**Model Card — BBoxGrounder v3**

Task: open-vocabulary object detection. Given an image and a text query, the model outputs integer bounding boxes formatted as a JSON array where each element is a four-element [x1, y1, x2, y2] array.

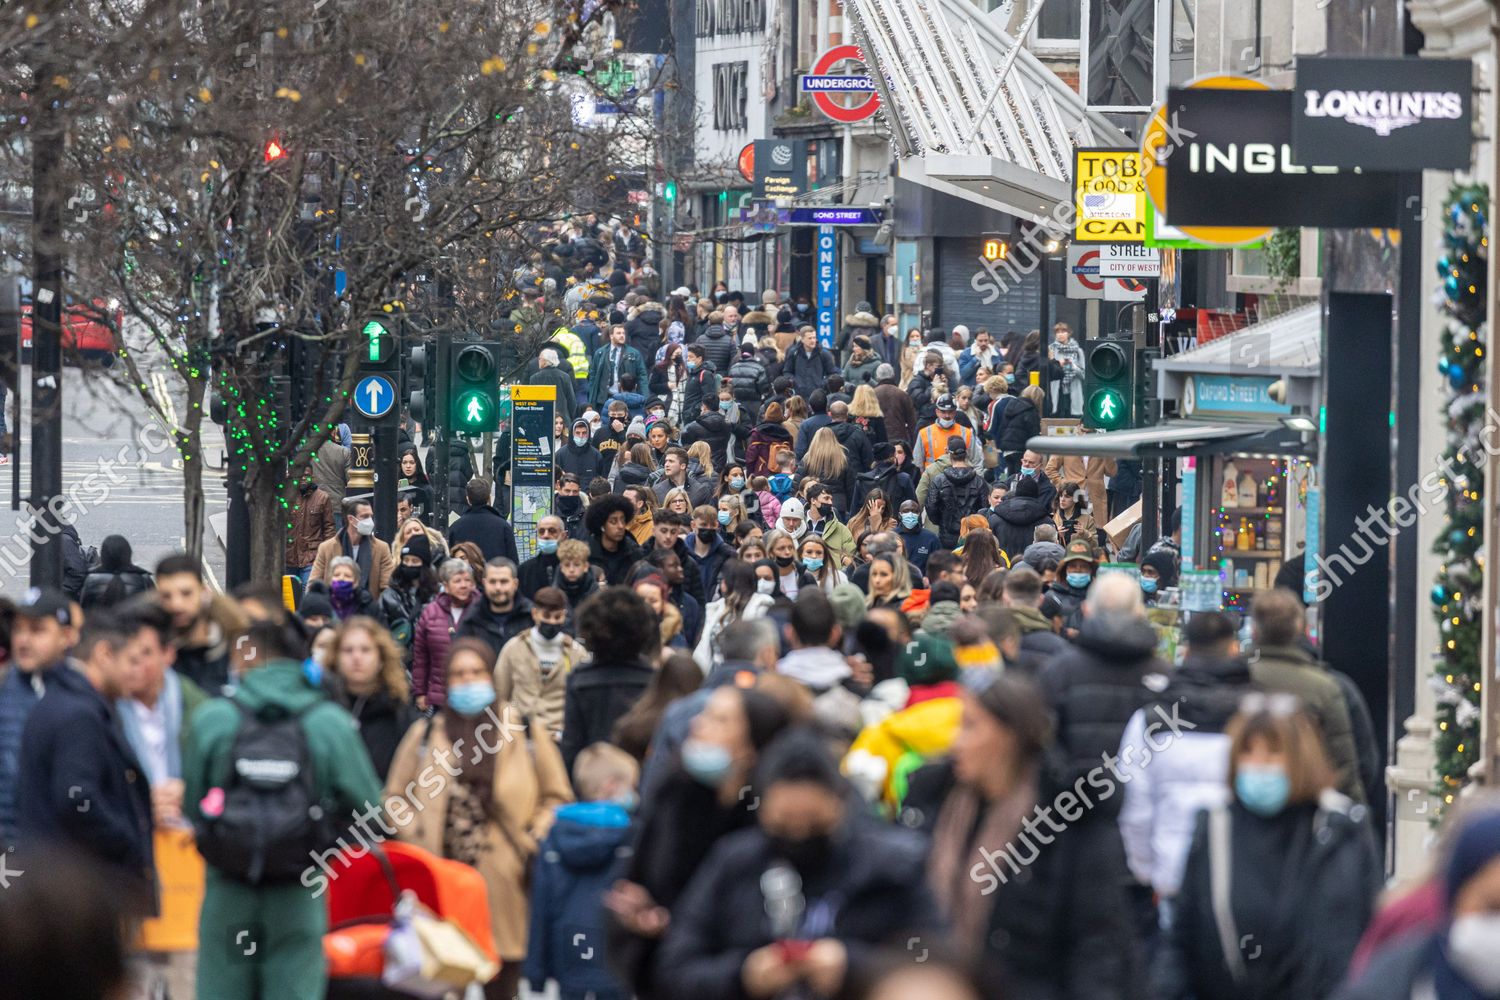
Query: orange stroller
[[323, 841, 498, 999]]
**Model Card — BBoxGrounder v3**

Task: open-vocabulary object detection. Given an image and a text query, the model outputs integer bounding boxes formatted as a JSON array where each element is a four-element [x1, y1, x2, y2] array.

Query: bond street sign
[[1292, 57, 1473, 171]]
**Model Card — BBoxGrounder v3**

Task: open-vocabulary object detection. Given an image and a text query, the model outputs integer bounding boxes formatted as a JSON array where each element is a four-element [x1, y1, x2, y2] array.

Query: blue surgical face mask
[[1019, 466, 1037, 477], [1004, 373, 1016, 384], [447, 681, 496, 718], [1235, 766, 1291, 817], [803, 557, 824, 572], [573, 433, 590, 447], [302, 657, 323, 688], [681, 738, 733, 787], [615, 790, 640, 813], [900, 512, 920, 530], [729, 476, 746, 491], [1066, 572, 1092, 590], [717, 509, 732, 525], [685, 360, 699, 372], [719, 400, 733, 412], [538, 538, 559, 555]]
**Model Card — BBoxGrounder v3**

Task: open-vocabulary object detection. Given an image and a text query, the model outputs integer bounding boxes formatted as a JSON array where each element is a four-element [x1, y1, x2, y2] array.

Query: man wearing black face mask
[[689, 504, 733, 599], [555, 475, 587, 540], [657, 728, 941, 999], [492, 588, 580, 738]]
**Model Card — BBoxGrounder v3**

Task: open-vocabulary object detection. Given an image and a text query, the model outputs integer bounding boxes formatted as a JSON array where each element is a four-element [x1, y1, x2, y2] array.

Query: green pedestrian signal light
[[448, 343, 502, 434], [663, 180, 677, 203], [1087, 388, 1126, 428], [1081, 339, 1137, 431], [454, 389, 494, 430]]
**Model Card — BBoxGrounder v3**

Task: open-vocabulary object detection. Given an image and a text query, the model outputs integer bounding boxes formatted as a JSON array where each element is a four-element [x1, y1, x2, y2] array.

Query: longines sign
[[1164, 87, 1400, 229], [1293, 57, 1472, 170]]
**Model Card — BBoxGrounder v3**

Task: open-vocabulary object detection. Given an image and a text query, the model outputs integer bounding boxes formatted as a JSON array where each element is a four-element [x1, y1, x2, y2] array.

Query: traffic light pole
[[28, 65, 64, 588], [1139, 276, 1162, 551], [373, 423, 398, 541]]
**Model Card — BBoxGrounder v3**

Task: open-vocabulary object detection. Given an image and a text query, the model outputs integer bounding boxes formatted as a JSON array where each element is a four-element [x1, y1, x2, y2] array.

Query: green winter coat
[[1248, 644, 1365, 804], [185, 661, 386, 1000], [184, 660, 383, 831]]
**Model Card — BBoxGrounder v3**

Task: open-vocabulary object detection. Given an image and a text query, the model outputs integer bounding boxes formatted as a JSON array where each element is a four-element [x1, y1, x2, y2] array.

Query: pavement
[[0, 362, 229, 596]]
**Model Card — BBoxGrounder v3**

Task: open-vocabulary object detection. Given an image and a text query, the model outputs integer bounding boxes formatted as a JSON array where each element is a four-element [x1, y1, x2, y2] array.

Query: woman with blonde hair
[[849, 383, 889, 451], [660, 486, 693, 518], [685, 439, 716, 482], [797, 426, 857, 516], [798, 533, 848, 593], [716, 493, 747, 541], [865, 552, 913, 610], [328, 616, 420, 779], [391, 515, 446, 565]]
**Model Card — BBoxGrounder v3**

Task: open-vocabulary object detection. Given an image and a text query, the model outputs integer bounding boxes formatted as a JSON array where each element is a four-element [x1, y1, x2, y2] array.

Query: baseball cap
[[671, 286, 692, 298], [1061, 539, 1097, 567], [935, 394, 956, 410], [15, 586, 74, 625]]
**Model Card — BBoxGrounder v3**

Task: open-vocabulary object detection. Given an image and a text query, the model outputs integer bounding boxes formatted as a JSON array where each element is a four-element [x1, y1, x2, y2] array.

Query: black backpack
[[195, 699, 338, 885]]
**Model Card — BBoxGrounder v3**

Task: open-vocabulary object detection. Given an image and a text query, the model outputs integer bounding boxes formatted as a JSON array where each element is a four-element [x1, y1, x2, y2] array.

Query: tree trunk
[[246, 467, 287, 584]]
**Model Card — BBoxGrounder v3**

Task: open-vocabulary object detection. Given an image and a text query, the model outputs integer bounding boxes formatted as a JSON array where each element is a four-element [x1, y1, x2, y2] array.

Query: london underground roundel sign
[[802, 45, 880, 124]]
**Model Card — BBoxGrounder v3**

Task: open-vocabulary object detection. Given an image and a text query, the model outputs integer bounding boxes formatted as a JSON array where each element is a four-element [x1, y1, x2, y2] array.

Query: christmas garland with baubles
[[1430, 183, 1487, 808]]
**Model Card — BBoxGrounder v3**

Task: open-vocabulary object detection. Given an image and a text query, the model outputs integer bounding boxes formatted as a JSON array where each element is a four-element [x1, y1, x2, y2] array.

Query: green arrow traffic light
[[361, 318, 396, 366], [1087, 388, 1127, 429]]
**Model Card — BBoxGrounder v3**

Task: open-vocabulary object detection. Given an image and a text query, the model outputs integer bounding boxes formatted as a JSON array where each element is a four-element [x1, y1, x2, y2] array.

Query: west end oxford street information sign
[[509, 385, 556, 562]]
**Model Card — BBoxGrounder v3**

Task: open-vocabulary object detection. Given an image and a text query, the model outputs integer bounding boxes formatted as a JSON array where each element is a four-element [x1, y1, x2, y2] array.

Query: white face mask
[[355, 517, 375, 537], [756, 579, 776, 595], [1449, 914, 1500, 993]]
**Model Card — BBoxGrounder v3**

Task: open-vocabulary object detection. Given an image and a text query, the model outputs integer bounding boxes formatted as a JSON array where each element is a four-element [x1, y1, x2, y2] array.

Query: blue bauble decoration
[[1433, 584, 1449, 605], [1452, 204, 1466, 225], [1446, 274, 1462, 297], [1450, 363, 1468, 389], [1451, 528, 1469, 548], [1439, 355, 1451, 375], [1437, 256, 1452, 278]]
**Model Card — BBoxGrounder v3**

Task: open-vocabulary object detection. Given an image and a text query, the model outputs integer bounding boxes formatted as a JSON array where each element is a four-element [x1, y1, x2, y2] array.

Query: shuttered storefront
[[935, 236, 1042, 335]]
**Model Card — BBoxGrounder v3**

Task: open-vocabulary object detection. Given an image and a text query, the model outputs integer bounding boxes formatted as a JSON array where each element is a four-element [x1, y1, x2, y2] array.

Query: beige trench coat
[[383, 705, 574, 960]]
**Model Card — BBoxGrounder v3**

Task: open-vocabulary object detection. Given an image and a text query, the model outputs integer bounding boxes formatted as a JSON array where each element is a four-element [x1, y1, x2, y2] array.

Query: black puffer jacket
[[680, 411, 746, 473], [998, 395, 1041, 452], [993, 491, 1053, 562], [627, 304, 665, 361], [454, 597, 535, 658], [855, 462, 916, 511], [726, 356, 769, 404], [1039, 613, 1166, 818], [924, 464, 986, 548], [694, 324, 737, 373], [1147, 653, 1255, 733]]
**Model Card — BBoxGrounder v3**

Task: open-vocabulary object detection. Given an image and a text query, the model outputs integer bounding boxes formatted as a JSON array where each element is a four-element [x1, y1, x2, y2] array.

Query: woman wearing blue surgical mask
[[605, 685, 795, 999], [384, 638, 573, 999], [798, 534, 846, 594], [1152, 697, 1378, 1000]]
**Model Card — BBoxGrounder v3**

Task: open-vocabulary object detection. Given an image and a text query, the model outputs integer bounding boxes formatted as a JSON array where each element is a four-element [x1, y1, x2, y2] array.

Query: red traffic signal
[[264, 139, 286, 163]]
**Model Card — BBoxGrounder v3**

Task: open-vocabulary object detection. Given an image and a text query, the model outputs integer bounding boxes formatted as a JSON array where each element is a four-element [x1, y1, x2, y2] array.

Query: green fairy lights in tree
[[1430, 183, 1487, 807]]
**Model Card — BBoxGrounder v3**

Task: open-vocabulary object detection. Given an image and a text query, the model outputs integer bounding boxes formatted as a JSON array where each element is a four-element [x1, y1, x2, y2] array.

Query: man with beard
[[455, 558, 535, 657], [154, 554, 248, 695], [519, 515, 566, 596]]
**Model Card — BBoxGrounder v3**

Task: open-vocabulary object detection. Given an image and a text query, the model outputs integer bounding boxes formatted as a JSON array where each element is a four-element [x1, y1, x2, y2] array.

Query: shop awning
[[1026, 421, 1308, 460], [843, 0, 1129, 222], [1154, 303, 1322, 412]]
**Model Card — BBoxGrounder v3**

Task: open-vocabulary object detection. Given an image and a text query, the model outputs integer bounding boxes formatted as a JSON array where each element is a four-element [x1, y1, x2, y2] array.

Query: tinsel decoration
[[1431, 182, 1488, 809]]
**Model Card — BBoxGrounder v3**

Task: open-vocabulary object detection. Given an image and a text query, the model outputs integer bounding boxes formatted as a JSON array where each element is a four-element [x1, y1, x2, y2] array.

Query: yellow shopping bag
[[139, 828, 205, 952]]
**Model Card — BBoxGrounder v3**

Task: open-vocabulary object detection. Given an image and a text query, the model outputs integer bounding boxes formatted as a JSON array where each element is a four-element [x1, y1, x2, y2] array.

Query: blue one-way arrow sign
[[354, 374, 396, 420]]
